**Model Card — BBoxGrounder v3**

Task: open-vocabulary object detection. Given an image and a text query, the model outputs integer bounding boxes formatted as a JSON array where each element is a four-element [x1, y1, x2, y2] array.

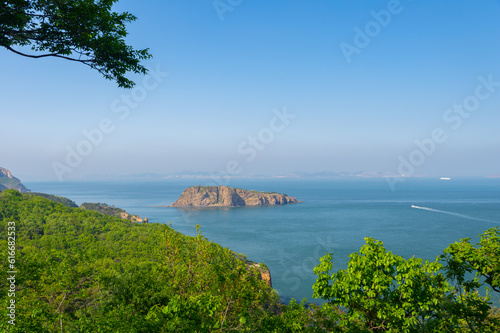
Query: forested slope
[[1, 189, 499, 332], [0, 190, 290, 332]]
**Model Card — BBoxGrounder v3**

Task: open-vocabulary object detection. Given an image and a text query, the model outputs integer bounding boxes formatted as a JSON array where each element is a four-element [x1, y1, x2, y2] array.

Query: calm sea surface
[[25, 178, 500, 303]]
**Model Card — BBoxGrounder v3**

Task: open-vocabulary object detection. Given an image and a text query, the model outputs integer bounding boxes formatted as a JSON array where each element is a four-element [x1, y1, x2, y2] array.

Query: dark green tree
[[0, 0, 151, 88]]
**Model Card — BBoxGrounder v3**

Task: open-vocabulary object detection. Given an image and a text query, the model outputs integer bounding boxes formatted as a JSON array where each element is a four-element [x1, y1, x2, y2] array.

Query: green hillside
[[0, 190, 498, 332], [0, 190, 288, 332], [28, 192, 78, 208]]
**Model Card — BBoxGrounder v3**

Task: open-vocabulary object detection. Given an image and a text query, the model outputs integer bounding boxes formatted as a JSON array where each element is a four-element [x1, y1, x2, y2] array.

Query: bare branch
[[3, 44, 93, 63]]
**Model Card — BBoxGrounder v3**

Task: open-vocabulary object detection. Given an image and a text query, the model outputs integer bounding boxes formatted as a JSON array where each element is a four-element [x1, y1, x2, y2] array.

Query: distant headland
[[80, 202, 144, 222], [170, 186, 300, 208], [0, 167, 30, 193]]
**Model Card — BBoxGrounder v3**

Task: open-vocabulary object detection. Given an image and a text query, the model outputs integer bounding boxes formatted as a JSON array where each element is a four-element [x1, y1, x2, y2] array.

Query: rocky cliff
[[252, 263, 272, 287], [0, 167, 30, 193], [170, 186, 300, 207], [234, 253, 273, 288]]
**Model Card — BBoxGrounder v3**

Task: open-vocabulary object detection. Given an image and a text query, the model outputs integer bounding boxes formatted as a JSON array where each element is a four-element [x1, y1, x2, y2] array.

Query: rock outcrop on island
[[170, 186, 299, 207], [0, 167, 30, 193]]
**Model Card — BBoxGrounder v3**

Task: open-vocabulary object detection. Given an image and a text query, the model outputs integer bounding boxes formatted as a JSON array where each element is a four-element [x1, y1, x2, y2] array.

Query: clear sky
[[1, 0, 500, 181]]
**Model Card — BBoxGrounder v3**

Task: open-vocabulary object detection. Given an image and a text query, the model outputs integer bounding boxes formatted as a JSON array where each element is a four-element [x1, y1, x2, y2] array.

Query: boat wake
[[411, 205, 498, 224]]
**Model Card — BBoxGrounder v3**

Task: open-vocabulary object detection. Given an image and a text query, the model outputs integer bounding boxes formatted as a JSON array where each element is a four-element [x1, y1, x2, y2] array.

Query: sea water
[[25, 178, 500, 303]]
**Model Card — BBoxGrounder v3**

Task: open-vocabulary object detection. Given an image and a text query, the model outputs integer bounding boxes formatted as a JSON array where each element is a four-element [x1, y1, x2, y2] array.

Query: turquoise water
[[25, 178, 500, 303]]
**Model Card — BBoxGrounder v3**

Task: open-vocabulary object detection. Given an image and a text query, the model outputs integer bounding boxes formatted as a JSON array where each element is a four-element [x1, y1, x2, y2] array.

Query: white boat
[[440, 177, 451, 180]]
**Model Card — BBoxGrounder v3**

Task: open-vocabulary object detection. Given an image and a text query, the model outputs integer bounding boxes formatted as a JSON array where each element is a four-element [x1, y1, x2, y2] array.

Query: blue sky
[[1, 0, 500, 180]]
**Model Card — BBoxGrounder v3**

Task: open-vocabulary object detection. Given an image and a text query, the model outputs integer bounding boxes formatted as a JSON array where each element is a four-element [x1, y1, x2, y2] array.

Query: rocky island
[[170, 186, 300, 208]]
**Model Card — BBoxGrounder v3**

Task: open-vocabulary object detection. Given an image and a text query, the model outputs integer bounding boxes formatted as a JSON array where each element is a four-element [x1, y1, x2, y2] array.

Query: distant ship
[[440, 177, 451, 180]]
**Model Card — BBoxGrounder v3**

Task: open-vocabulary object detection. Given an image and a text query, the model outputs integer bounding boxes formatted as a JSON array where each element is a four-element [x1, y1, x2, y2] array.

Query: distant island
[[486, 174, 500, 178], [170, 186, 300, 208], [0, 167, 30, 192]]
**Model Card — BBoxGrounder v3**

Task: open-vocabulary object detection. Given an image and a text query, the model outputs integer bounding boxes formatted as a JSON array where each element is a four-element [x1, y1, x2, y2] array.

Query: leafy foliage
[[313, 236, 500, 332], [145, 224, 282, 331], [0, 0, 151, 88], [442, 227, 500, 293]]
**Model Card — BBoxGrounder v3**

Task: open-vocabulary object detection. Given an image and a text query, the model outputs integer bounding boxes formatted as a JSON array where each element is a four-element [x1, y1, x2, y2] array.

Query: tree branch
[[3, 44, 92, 63]]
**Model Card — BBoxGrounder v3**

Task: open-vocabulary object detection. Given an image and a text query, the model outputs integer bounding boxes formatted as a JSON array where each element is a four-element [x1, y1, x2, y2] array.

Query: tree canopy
[[0, 0, 151, 88], [313, 232, 500, 332]]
